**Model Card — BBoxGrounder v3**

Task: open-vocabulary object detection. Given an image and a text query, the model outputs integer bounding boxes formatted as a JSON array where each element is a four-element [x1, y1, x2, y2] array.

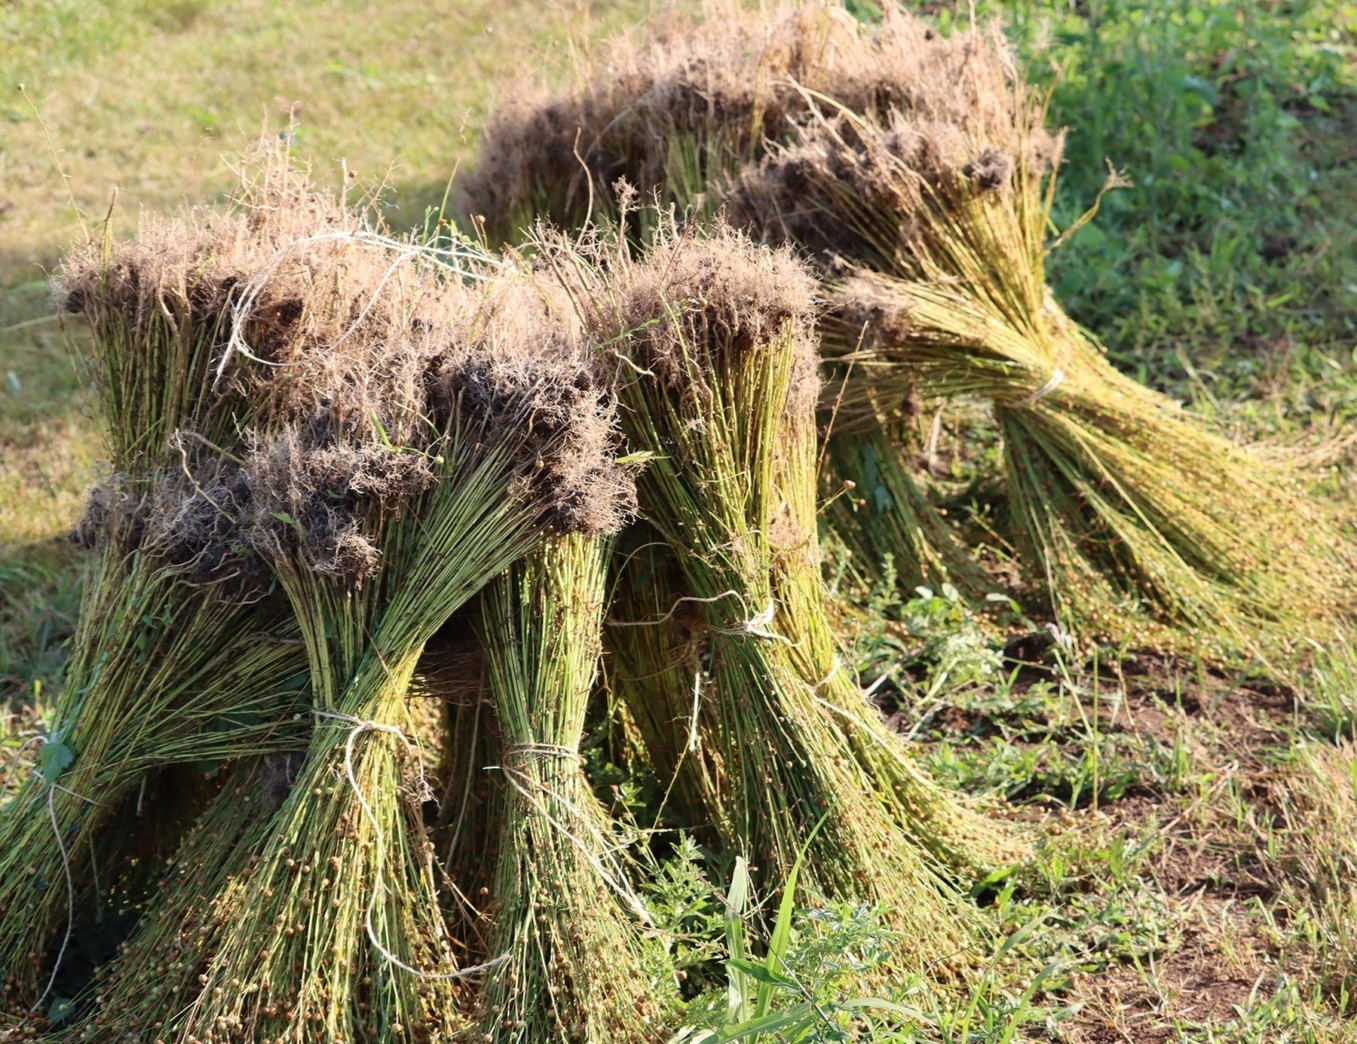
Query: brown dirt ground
[[1018, 653, 1308, 1041]]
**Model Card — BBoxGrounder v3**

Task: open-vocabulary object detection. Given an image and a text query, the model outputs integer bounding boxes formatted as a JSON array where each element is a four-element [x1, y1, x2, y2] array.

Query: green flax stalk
[[77, 252, 634, 1040], [820, 425, 992, 599], [556, 225, 986, 976], [604, 535, 731, 850], [0, 150, 345, 1010], [777, 107, 1356, 652], [766, 353, 1029, 878], [474, 533, 675, 1042]]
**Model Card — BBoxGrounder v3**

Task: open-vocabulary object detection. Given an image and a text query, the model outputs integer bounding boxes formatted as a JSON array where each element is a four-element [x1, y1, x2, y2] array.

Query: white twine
[[487, 760, 657, 928], [608, 591, 792, 644], [312, 710, 508, 982], [37, 784, 74, 1014], [8, 734, 106, 1019], [1019, 367, 1065, 407], [812, 657, 846, 693], [501, 742, 582, 763], [708, 598, 794, 646], [811, 692, 903, 759], [605, 590, 743, 628], [687, 669, 704, 754]]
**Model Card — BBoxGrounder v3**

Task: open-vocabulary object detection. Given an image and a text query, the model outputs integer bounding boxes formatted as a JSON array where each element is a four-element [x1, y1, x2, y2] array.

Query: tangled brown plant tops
[[153, 270, 631, 588], [464, 1, 1060, 242], [61, 150, 634, 588], [547, 219, 823, 427], [726, 108, 1060, 272], [51, 148, 413, 460]]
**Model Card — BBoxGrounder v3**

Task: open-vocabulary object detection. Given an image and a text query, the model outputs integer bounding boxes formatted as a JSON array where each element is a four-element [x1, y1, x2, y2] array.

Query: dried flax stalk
[[0, 147, 355, 1010], [54, 203, 634, 1039], [747, 100, 1355, 652]]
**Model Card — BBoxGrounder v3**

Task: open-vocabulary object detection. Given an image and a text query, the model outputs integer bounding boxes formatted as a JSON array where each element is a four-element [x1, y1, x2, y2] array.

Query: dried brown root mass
[[464, 1, 1060, 241]]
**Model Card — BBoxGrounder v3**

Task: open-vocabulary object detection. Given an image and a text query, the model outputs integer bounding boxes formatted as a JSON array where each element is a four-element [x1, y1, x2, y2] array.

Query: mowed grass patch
[[0, 0, 656, 261]]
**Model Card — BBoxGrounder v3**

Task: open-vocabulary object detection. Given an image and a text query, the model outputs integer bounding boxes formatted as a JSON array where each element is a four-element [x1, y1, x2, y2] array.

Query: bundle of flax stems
[[471, 0, 1353, 652], [729, 96, 1354, 652], [473, 532, 675, 1042], [423, 621, 505, 965], [464, 1, 1052, 597], [64, 252, 635, 1041], [463, 1, 1035, 243], [604, 534, 732, 850], [549, 222, 1016, 976], [0, 151, 384, 1012]]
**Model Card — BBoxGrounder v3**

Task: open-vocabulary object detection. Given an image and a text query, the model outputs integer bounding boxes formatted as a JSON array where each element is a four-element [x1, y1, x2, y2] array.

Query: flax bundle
[[730, 97, 1353, 651], [548, 223, 1010, 977], [0, 150, 361, 1010], [48, 217, 634, 1040], [473, 532, 675, 1042]]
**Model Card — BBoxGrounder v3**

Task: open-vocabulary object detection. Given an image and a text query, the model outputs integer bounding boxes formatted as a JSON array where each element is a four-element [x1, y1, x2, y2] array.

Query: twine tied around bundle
[[4, 732, 108, 1019], [707, 597, 794, 645], [1017, 366, 1065, 407], [312, 709, 509, 981], [487, 749, 656, 927], [502, 742, 582, 762]]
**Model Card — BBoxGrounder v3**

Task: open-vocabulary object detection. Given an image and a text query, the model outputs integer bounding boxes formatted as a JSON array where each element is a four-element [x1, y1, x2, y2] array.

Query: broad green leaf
[[39, 740, 74, 783], [725, 957, 797, 991], [713, 1002, 818, 1042], [756, 812, 829, 1018]]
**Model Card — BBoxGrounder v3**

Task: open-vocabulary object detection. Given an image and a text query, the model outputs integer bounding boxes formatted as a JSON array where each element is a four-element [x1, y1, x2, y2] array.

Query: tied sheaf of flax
[[65, 196, 641, 1041], [0, 151, 431, 1015], [464, 1, 1049, 241], [460, 0, 1058, 600], [733, 90, 1354, 653], [469, 533, 678, 1042], [470, 0, 1354, 657], [540, 218, 1024, 985]]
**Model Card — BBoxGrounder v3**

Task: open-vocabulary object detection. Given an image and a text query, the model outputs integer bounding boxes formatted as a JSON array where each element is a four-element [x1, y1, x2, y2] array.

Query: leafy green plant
[[983, 0, 1357, 387], [674, 836, 923, 1044]]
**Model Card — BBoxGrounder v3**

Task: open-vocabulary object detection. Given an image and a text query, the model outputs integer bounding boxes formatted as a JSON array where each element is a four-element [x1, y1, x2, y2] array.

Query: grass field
[[2, 1, 1356, 1040]]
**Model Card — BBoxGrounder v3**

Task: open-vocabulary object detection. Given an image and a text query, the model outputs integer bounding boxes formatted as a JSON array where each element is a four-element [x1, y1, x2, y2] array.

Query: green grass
[[3, 0, 1357, 1040], [997, 0, 1356, 391]]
